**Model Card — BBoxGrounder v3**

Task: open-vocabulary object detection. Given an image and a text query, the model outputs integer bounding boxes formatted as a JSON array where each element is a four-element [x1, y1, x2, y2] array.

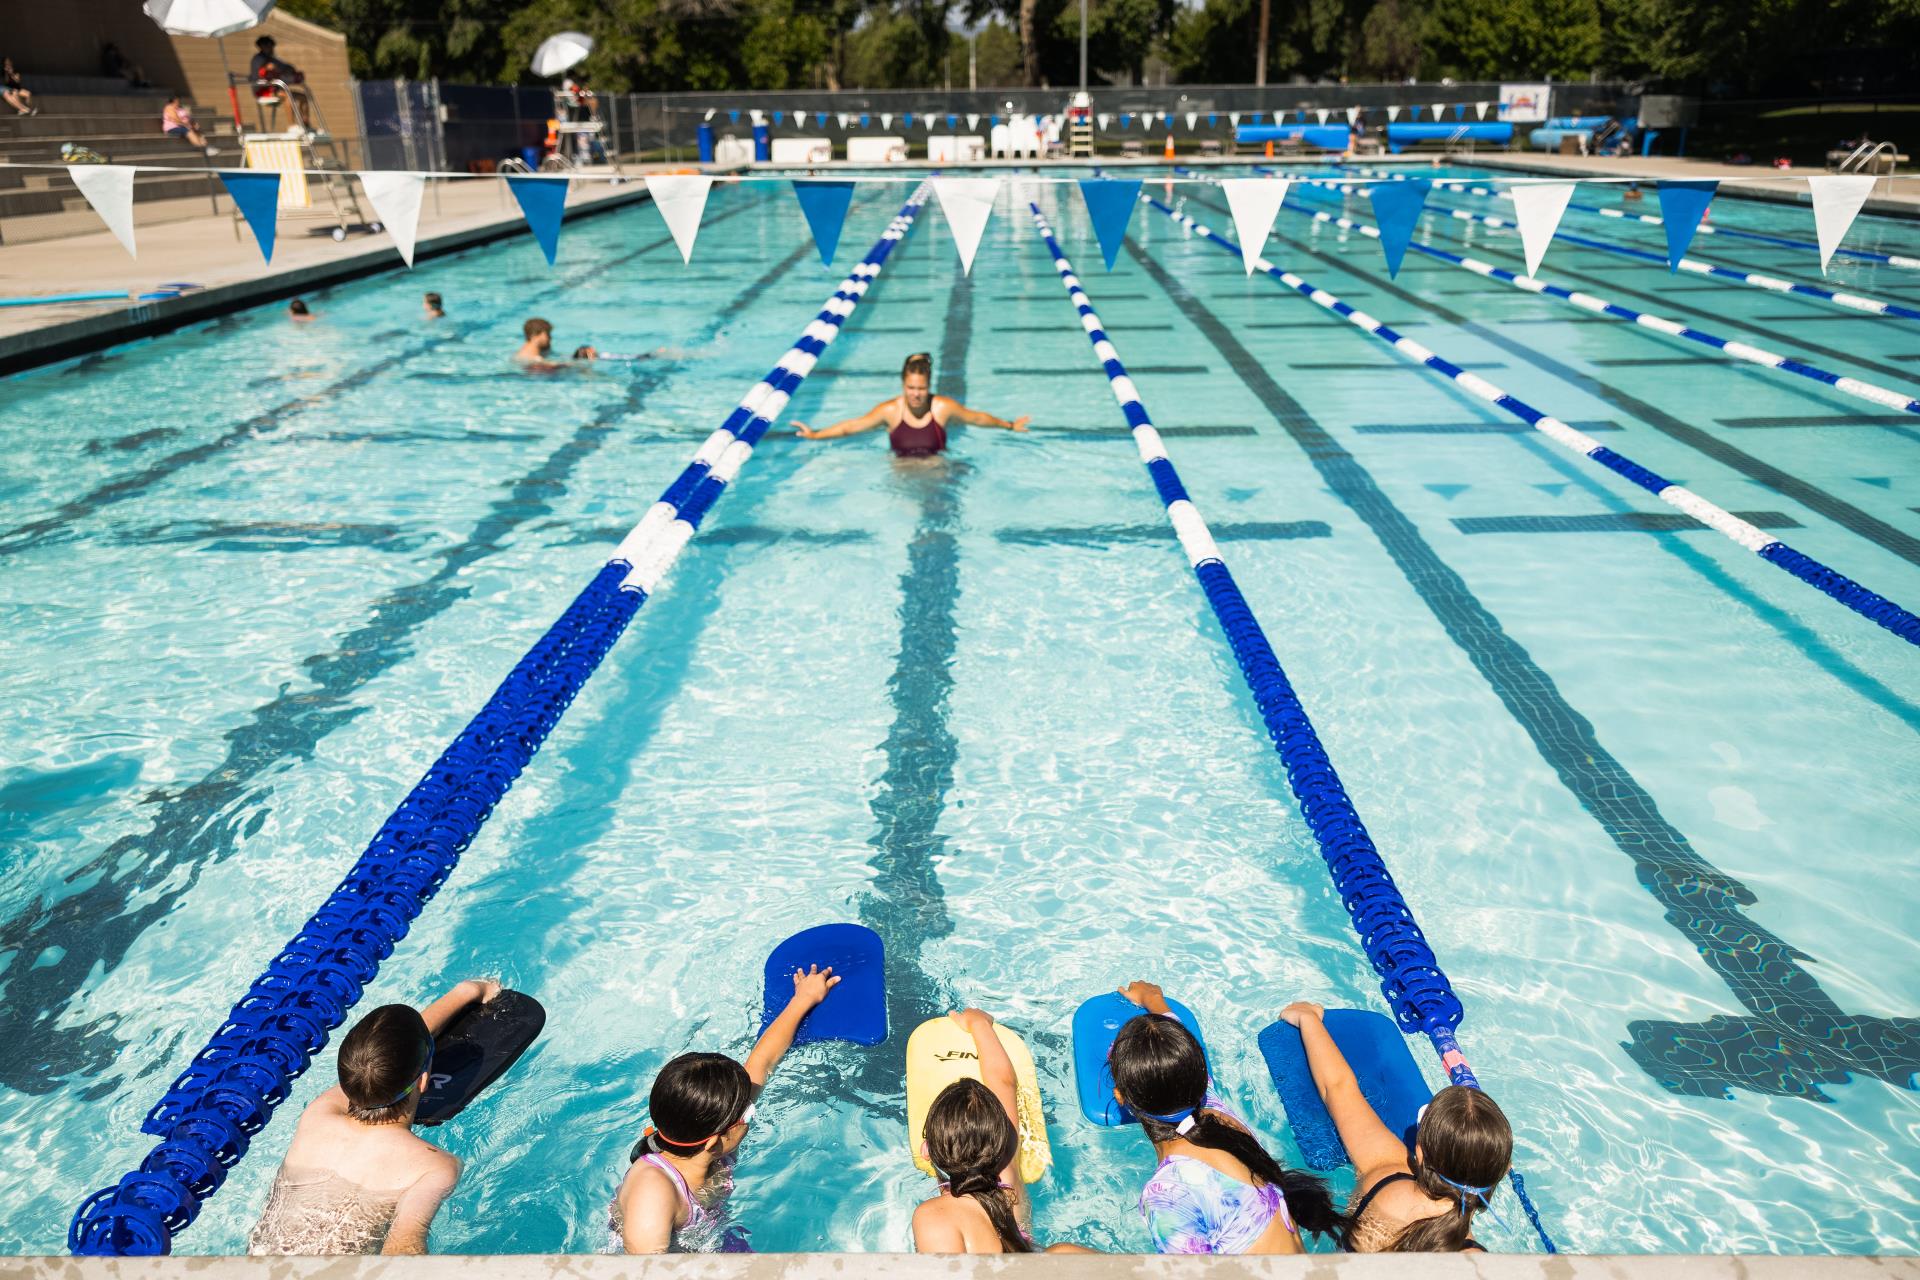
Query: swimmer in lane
[[248, 980, 502, 1256], [289, 298, 315, 323], [515, 317, 556, 364], [790, 352, 1028, 456], [424, 292, 445, 321]]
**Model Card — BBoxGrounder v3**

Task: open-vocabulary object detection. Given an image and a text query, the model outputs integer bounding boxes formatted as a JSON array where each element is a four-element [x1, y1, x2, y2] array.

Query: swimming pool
[[3, 162, 1917, 1256]]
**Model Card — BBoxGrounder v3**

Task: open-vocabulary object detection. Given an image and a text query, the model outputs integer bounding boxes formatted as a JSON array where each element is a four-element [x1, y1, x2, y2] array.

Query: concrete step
[[0, 118, 243, 145], [0, 135, 239, 163], [0, 171, 224, 218], [0, 189, 235, 246]]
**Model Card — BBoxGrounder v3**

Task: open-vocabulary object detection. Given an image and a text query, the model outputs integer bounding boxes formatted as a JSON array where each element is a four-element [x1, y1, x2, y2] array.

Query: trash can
[[697, 122, 714, 163], [752, 122, 770, 162], [521, 146, 542, 170]]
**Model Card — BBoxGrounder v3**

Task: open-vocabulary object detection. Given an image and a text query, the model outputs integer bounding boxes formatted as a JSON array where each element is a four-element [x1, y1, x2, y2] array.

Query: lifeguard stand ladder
[[228, 72, 370, 241]]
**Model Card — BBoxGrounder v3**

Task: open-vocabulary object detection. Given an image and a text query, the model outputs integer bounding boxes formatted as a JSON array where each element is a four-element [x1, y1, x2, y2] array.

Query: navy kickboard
[[760, 923, 886, 1046], [416, 990, 546, 1127], [1070, 991, 1209, 1126], [1256, 1009, 1432, 1169]]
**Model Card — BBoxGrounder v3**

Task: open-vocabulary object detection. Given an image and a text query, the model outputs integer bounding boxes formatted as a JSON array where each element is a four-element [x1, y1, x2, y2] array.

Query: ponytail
[[1383, 1085, 1513, 1253], [1113, 1014, 1344, 1240], [945, 1165, 1034, 1254], [924, 1079, 1033, 1253]]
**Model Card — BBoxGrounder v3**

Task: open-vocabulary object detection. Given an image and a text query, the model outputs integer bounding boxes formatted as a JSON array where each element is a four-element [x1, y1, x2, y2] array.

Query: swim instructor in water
[[791, 352, 1029, 455]]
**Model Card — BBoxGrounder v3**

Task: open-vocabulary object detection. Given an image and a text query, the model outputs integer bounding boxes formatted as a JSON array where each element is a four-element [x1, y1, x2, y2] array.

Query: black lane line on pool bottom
[[1453, 511, 1802, 535], [1128, 237, 1920, 1103], [1186, 189, 1920, 571], [0, 229, 825, 1095], [0, 193, 773, 561]]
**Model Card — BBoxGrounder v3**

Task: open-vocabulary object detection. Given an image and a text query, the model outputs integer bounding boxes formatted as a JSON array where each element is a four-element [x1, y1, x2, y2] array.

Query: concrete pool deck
[[1438, 151, 1920, 219], [15, 1253, 1919, 1277], [0, 168, 659, 376]]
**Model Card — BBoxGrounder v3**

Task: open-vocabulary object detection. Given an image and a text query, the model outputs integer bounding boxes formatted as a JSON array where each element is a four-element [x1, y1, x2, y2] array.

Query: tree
[[1050, 0, 1176, 84], [1419, 0, 1602, 80]]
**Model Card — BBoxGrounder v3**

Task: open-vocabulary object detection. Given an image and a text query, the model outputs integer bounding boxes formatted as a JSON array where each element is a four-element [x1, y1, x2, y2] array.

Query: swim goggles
[[652, 1102, 757, 1149], [374, 1032, 436, 1108], [1133, 1105, 1199, 1135]]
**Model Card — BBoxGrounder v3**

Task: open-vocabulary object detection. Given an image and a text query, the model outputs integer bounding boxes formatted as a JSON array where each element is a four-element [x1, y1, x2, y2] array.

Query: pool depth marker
[[67, 186, 932, 1257], [1146, 194, 1920, 649]]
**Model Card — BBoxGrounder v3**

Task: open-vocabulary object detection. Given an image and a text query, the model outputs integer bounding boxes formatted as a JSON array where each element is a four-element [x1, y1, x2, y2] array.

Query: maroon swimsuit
[[889, 398, 947, 457]]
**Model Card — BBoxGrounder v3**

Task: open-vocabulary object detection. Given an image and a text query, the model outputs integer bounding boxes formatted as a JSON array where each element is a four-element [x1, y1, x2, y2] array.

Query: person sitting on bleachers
[[101, 43, 149, 89], [163, 96, 218, 157], [250, 36, 316, 135], [3, 58, 35, 116]]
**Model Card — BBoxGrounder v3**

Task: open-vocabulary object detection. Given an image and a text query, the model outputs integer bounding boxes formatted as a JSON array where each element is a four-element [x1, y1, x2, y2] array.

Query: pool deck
[[1438, 150, 1920, 219], [0, 167, 658, 376], [19, 1253, 1920, 1277]]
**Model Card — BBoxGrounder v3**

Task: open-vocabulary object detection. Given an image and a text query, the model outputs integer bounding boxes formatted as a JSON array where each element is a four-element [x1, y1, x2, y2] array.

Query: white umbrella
[[533, 32, 593, 78], [143, 0, 275, 37]]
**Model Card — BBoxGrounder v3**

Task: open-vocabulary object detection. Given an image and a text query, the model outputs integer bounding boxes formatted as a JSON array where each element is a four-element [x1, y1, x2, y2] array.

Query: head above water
[[424, 291, 444, 315], [900, 351, 932, 415], [523, 316, 552, 351], [338, 1004, 433, 1124], [572, 345, 597, 360], [288, 298, 310, 317], [1384, 1084, 1514, 1252], [924, 1078, 1031, 1252], [646, 1052, 753, 1160]]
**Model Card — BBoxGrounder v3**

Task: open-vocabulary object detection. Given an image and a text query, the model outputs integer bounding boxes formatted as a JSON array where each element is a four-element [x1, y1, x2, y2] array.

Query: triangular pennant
[[648, 173, 713, 264], [1386, 105, 1401, 122], [1409, 106, 1422, 121], [1453, 104, 1467, 120], [1316, 108, 1329, 124], [1346, 106, 1360, 125], [947, 113, 958, 128], [1222, 177, 1291, 273], [1078, 178, 1142, 270], [728, 109, 740, 123], [1121, 113, 1133, 129], [749, 109, 764, 125], [837, 112, 849, 129], [357, 170, 425, 267], [1431, 103, 1445, 124], [817, 112, 828, 128], [881, 113, 893, 129], [68, 164, 137, 258], [1368, 177, 1430, 278], [1186, 112, 1198, 130], [1475, 101, 1489, 119], [1509, 180, 1575, 279], [859, 114, 870, 127], [1807, 174, 1877, 275], [1208, 113, 1217, 126], [1098, 113, 1112, 131], [1655, 180, 1717, 270], [772, 110, 783, 125], [505, 174, 569, 265], [219, 170, 281, 263], [1229, 112, 1241, 128], [932, 177, 998, 275], [792, 179, 854, 265], [967, 113, 979, 131]]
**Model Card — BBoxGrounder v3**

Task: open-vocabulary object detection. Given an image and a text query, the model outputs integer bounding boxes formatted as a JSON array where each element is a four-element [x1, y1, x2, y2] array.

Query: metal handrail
[[1838, 139, 1900, 194]]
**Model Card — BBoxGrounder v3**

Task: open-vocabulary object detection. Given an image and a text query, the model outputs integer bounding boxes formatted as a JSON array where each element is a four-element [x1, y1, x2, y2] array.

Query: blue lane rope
[[1025, 198, 1558, 1253], [66, 186, 931, 1257], [1145, 193, 1920, 649], [1245, 173, 1920, 418], [1332, 163, 1920, 270], [1269, 167, 1920, 322]]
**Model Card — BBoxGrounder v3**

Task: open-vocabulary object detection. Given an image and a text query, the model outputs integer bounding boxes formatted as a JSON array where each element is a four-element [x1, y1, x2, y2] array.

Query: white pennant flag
[[1316, 108, 1329, 124], [1222, 177, 1291, 273], [1509, 181, 1575, 279], [967, 112, 979, 131], [1475, 101, 1490, 120], [932, 177, 998, 275], [357, 170, 426, 267], [881, 113, 893, 129], [68, 164, 137, 258], [1807, 174, 1877, 275], [1346, 106, 1360, 125], [1431, 103, 1445, 124], [647, 174, 713, 263], [1186, 112, 1198, 130], [1097, 113, 1111, 131], [750, 109, 764, 125], [1229, 111, 1241, 128], [837, 112, 850, 129], [1386, 105, 1401, 122]]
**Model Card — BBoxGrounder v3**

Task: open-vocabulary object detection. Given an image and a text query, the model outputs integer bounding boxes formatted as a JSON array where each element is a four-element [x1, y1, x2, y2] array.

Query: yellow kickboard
[[906, 1017, 1052, 1184]]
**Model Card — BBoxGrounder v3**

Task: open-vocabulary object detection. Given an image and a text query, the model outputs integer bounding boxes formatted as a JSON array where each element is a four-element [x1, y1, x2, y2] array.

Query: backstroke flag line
[[1656, 180, 1718, 271], [1807, 174, 1877, 275], [792, 179, 855, 265], [357, 170, 426, 267], [69, 164, 137, 259], [1369, 177, 1431, 278], [505, 175, 569, 265], [219, 170, 281, 263], [648, 174, 714, 263], [1222, 177, 1292, 273], [1078, 178, 1142, 270], [1510, 180, 1575, 279], [933, 177, 999, 275]]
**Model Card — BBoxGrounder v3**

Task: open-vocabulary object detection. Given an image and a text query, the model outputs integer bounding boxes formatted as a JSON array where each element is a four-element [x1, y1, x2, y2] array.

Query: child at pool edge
[[248, 979, 501, 1256], [611, 964, 838, 1253], [1110, 980, 1342, 1254], [912, 1008, 1095, 1255], [1278, 1000, 1513, 1252]]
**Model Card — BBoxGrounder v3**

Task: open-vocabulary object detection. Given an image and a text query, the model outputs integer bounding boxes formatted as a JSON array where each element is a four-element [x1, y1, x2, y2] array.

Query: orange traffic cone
[[1265, 139, 1275, 158], [1164, 133, 1175, 160]]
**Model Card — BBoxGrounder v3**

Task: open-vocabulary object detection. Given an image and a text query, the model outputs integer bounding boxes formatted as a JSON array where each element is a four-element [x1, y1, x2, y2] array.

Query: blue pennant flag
[[773, 110, 783, 125], [1208, 112, 1217, 126], [1120, 112, 1132, 129], [947, 113, 957, 127], [816, 111, 828, 128], [990, 114, 999, 127], [859, 113, 870, 127], [792, 179, 855, 265], [1656, 180, 1718, 271], [505, 175, 569, 265], [903, 112, 914, 127], [1453, 103, 1466, 120], [1079, 178, 1142, 271], [219, 171, 281, 263], [1369, 177, 1431, 278]]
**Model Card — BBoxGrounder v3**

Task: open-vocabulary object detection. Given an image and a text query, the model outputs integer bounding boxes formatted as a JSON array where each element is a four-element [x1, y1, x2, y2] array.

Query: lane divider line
[[65, 186, 931, 1258], [1145, 193, 1920, 647], [1026, 197, 1558, 1252]]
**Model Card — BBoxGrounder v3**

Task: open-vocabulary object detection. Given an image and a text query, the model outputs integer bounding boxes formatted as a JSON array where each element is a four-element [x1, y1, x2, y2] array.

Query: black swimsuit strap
[[1343, 1170, 1417, 1253]]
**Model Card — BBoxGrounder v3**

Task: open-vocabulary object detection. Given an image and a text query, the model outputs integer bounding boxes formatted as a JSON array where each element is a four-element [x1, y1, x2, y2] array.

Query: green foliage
[[1420, 0, 1602, 80]]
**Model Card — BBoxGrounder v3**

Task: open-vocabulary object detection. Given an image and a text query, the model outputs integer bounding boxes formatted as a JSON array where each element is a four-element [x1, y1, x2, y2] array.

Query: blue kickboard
[[1257, 1009, 1432, 1170], [1071, 991, 1208, 1126], [760, 923, 886, 1046]]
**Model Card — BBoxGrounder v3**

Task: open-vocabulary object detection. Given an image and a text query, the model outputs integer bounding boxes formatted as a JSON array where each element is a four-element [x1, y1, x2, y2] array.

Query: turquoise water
[[1, 164, 1917, 1256]]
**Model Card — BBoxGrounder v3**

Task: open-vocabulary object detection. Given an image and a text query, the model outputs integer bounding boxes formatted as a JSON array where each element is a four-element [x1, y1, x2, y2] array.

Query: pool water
[[2, 164, 1917, 1256]]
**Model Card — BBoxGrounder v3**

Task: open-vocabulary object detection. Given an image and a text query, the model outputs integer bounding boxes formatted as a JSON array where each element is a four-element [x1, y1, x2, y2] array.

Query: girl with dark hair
[[611, 965, 838, 1253], [1110, 981, 1343, 1255], [911, 1009, 1095, 1254], [790, 351, 1030, 456], [248, 979, 501, 1255], [1278, 1001, 1513, 1252]]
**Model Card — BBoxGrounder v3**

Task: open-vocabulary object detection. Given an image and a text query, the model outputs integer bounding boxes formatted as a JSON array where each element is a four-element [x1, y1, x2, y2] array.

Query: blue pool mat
[[1257, 1009, 1432, 1169], [1071, 991, 1208, 1125], [760, 923, 886, 1045]]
